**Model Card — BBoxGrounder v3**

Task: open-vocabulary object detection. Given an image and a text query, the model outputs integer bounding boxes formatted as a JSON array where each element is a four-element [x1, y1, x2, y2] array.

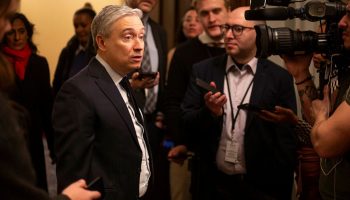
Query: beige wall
[[20, 0, 123, 82]]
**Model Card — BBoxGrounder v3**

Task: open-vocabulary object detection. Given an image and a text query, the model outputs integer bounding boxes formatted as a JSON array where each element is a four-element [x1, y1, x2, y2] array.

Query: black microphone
[[245, 7, 296, 20]]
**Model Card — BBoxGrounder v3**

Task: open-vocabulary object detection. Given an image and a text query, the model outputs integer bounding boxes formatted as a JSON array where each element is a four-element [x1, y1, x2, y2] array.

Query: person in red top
[[1, 12, 56, 192], [0, 0, 100, 199]]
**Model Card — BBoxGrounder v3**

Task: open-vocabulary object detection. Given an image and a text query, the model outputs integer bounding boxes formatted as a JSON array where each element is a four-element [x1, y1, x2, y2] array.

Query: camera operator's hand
[[62, 179, 101, 200], [280, 54, 313, 82], [130, 71, 159, 89], [282, 54, 316, 124], [313, 53, 327, 69], [312, 86, 330, 123], [258, 106, 298, 125], [204, 82, 227, 117]]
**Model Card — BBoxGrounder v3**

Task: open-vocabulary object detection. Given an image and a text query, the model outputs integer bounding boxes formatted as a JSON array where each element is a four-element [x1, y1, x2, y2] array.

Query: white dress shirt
[[96, 54, 151, 197], [216, 56, 257, 175]]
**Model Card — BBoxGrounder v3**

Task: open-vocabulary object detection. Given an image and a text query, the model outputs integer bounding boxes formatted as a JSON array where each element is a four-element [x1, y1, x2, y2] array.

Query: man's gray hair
[[91, 5, 142, 49]]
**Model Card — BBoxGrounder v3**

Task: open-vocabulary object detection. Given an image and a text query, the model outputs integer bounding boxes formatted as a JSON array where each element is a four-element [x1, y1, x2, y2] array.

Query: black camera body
[[246, 0, 346, 57]]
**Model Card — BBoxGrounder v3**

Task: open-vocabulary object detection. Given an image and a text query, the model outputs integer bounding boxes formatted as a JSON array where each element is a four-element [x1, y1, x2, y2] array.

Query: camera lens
[[255, 24, 329, 57]]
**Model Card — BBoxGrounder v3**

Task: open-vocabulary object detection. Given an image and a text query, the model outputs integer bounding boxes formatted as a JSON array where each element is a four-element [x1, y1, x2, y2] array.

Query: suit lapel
[[246, 59, 268, 129], [88, 58, 139, 145], [213, 55, 228, 92]]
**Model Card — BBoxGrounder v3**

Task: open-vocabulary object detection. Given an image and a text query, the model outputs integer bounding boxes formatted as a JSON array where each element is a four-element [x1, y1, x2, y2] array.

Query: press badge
[[225, 140, 239, 163]]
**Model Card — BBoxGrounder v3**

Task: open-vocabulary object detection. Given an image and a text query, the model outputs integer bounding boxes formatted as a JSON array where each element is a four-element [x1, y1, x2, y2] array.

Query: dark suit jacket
[[163, 37, 225, 146], [182, 54, 297, 200], [133, 18, 167, 112], [52, 35, 96, 96], [53, 58, 153, 200]]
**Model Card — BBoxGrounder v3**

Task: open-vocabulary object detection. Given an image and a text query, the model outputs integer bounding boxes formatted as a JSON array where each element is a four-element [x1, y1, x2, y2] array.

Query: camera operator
[[278, 2, 350, 199]]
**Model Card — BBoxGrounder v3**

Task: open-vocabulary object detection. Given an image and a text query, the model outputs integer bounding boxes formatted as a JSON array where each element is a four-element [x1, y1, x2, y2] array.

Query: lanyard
[[225, 69, 255, 132]]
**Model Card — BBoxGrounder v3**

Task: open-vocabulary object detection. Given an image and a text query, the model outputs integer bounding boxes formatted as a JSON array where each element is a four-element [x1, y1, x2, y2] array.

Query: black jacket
[[53, 35, 96, 96]]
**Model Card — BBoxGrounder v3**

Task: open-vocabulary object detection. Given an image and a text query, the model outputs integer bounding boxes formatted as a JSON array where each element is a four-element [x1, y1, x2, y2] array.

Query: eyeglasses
[[220, 24, 254, 36]]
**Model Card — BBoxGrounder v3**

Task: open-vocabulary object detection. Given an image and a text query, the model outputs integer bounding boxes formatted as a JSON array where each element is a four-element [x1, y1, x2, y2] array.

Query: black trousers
[[214, 170, 278, 200]]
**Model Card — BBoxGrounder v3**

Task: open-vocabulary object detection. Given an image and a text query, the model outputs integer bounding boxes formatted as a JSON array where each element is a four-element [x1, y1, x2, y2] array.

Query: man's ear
[[96, 35, 106, 51]]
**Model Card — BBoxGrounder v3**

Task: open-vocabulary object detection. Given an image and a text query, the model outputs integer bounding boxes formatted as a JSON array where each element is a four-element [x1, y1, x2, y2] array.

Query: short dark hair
[[74, 7, 96, 20], [174, 6, 197, 45]]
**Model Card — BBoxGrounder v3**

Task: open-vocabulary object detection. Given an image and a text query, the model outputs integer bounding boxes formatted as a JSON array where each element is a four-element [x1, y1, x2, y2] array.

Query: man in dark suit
[[125, 0, 167, 147], [125, 1, 169, 199], [125, 0, 167, 121], [182, 7, 297, 200], [53, 5, 152, 200]]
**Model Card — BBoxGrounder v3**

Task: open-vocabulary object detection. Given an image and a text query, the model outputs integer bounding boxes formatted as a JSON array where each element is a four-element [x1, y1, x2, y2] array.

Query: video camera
[[245, 0, 346, 58]]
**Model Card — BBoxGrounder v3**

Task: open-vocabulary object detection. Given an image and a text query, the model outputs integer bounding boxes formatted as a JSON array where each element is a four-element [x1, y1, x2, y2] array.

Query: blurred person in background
[[125, 0, 168, 199], [166, 7, 203, 200], [0, 0, 100, 199], [53, 3, 96, 96], [1, 12, 55, 192], [163, 0, 229, 199], [166, 6, 203, 78]]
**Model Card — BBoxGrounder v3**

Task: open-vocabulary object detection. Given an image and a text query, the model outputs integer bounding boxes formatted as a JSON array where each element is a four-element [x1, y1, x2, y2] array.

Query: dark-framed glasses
[[220, 24, 254, 36]]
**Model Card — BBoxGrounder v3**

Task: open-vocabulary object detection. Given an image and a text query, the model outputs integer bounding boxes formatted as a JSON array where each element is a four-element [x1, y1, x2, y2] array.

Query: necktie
[[120, 77, 144, 125], [141, 19, 156, 114]]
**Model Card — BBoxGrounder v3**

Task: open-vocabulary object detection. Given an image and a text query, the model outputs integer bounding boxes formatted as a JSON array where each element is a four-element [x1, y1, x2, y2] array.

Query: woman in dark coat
[[53, 5, 96, 96], [1, 12, 54, 192]]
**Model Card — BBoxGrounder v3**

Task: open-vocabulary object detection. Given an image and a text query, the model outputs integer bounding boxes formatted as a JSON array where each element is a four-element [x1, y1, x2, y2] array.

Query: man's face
[[5, 18, 28, 50], [196, 0, 228, 41], [97, 15, 144, 76], [128, 0, 157, 14], [74, 13, 93, 47], [339, 3, 350, 49], [0, 0, 19, 40], [223, 7, 257, 60]]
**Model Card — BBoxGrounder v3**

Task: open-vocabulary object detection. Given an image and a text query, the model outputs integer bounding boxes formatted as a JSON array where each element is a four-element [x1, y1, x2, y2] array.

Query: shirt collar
[[75, 44, 87, 55], [225, 55, 258, 75], [198, 32, 224, 48], [142, 14, 149, 24], [95, 54, 123, 85]]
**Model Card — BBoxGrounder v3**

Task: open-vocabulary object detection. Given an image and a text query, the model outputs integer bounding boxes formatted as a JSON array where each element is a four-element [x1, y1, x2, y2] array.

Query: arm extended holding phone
[[130, 71, 159, 89], [86, 177, 104, 199], [196, 78, 279, 116], [238, 103, 275, 113], [195, 78, 227, 117]]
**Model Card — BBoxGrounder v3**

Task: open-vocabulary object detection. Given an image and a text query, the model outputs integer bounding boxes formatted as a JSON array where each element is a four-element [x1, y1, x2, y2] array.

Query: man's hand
[[313, 53, 327, 69], [168, 145, 188, 165], [204, 82, 227, 117], [62, 179, 101, 200], [130, 71, 160, 89], [312, 86, 330, 122], [259, 106, 298, 125]]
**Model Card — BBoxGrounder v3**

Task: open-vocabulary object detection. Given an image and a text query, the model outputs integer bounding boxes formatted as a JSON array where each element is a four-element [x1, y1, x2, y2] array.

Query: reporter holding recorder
[[181, 6, 297, 200]]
